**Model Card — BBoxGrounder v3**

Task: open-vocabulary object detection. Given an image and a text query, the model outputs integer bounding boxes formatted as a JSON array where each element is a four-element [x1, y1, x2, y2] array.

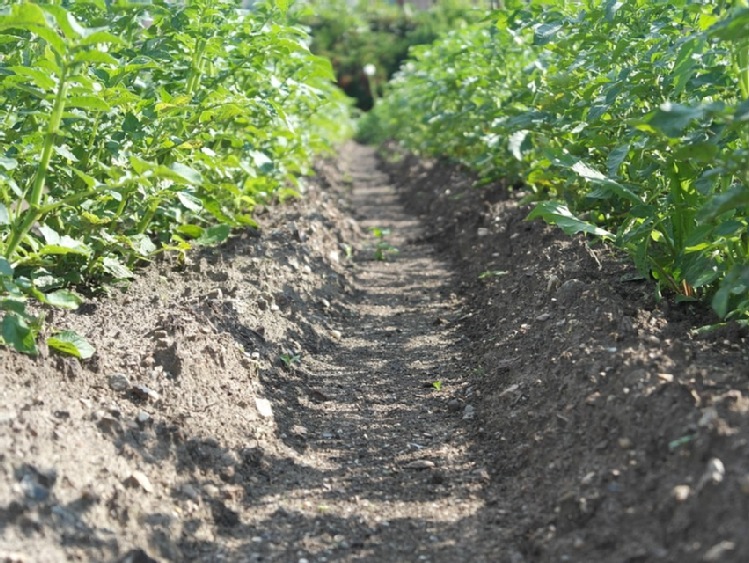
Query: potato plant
[[0, 0, 352, 354], [372, 0, 749, 324]]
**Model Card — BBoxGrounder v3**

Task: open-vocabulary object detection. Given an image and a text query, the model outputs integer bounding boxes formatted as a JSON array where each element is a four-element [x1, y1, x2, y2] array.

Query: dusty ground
[[1, 142, 748, 562]]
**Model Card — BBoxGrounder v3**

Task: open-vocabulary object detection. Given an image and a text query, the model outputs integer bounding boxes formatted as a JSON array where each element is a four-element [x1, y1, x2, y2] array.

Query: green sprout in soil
[[478, 270, 508, 280], [370, 227, 398, 261], [279, 353, 301, 368]]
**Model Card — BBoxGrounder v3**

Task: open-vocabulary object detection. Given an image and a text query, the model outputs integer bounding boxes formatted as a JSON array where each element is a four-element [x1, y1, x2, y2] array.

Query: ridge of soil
[[382, 145, 749, 563], [1, 142, 748, 563]]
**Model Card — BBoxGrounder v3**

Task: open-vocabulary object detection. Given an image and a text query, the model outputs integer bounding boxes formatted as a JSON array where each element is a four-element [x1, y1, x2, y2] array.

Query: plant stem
[[5, 64, 69, 259]]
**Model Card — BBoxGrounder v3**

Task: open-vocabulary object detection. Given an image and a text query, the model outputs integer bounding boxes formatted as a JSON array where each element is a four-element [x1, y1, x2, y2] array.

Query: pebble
[[330, 329, 342, 340], [132, 385, 160, 402], [699, 457, 725, 489], [181, 484, 199, 500], [108, 373, 130, 392], [255, 398, 273, 419], [462, 404, 476, 420], [703, 541, 735, 562], [673, 485, 690, 502], [447, 399, 462, 412], [124, 471, 154, 493], [617, 437, 632, 450], [136, 411, 151, 425]]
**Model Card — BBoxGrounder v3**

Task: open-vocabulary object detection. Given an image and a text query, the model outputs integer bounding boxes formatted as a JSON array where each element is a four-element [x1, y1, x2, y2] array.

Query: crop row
[[0, 0, 352, 355], [369, 0, 749, 324]]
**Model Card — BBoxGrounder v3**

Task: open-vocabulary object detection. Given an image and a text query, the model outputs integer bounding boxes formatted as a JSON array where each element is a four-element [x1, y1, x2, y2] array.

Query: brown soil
[[1, 143, 748, 563]]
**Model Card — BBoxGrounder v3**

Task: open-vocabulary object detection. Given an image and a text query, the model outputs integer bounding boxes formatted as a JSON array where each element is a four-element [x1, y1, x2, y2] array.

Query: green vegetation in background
[[369, 0, 749, 325], [0, 0, 353, 355], [303, 0, 481, 111]]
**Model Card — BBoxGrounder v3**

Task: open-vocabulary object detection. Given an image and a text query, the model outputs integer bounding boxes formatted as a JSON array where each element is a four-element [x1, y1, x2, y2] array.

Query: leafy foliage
[[0, 0, 353, 354], [371, 0, 749, 323], [304, 0, 481, 111]]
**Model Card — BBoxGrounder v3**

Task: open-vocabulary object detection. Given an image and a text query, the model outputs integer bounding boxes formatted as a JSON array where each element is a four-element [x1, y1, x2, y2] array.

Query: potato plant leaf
[[2, 313, 38, 355], [527, 202, 614, 239], [47, 330, 95, 359]]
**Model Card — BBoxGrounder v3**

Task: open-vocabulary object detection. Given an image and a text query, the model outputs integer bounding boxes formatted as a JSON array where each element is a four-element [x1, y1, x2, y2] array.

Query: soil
[[1, 142, 748, 563]]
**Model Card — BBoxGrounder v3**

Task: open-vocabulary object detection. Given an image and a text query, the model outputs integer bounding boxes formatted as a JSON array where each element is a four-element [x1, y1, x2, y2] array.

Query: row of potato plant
[[0, 0, 352, 355], [369, 0, 749, 325]]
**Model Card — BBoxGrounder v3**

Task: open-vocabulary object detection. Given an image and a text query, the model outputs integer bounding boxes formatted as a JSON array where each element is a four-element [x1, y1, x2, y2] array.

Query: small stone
[[617, 437, 632, 450], [181, 484, 199, 500], [699, 457, 726, 489], [703, 541, 735, 562], [330, 329, 342, 340], [203, 484, 219, 497], [673, 485, 691, 502], [657, 373, 674, 383], [462, 404, 476, 420], [477, 228, 489, 236], [698, 407, 719, 428], [97, 416, 121, 434], [404, 460, 435, 470], [136, 411, 151, 425], [255, 398, 273, 419], [535, 313, 551, 322], [207, 288, 223, 300], [131, 385, 160, 402], [580, 472, 596, 486], [109, 374, 130, 392], [321, 299, 331, 309], [447, 399, 462, 412], [124, 471, 154, 493], [329, 250, 339, 263]]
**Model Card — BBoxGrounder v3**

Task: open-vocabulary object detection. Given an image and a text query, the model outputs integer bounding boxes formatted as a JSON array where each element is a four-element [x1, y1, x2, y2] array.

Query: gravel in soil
[[1, 142, 748, 563]]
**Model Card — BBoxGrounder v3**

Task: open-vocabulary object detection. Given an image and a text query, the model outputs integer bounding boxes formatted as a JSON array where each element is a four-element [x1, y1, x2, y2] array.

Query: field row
[[369, 0, 749, 324], [0, 1, 352, 354]]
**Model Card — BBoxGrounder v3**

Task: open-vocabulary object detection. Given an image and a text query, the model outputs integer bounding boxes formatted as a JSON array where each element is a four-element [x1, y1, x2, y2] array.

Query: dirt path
[[264, 143, 490, 560]]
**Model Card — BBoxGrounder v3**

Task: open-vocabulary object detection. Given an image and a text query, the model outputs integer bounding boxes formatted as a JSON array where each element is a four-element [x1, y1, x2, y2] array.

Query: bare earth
[[1, 143, 748, 563]]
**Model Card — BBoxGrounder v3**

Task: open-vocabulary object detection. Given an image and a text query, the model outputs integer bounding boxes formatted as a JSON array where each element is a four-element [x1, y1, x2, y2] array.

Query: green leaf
[[0, 155, 18, 170], [102, 256, 134, 279], [0, 257, 13, 277], [53, 144, 79, 162], [635, 103, 704, 139], [699, 185, 749, 222], [571, 161, 641, 204], [1, 313, 38, 356], [72, 50, 118, 66], [67, 95, 111, 111], [41, 5, 84, 40], [9, 65, 56, 90], [527, 201, 614, 239], [48, 330, 95, 359], [534, 22, 562, 46], [197, 224, 230, 246], [712, 265, 749, 319], [41, 289, 82, 309], [708, 7, 749, 42]]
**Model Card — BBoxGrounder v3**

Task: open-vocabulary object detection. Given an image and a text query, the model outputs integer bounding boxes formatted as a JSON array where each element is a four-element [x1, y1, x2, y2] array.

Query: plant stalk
[[5, 64, 69, 259]]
